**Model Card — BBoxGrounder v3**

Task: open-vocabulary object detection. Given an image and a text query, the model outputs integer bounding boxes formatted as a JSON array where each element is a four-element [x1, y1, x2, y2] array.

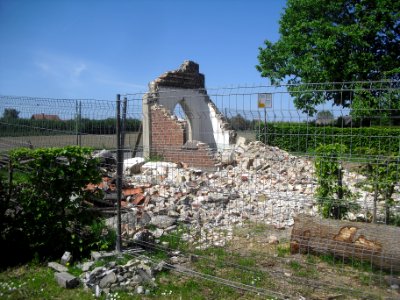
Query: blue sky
[[0, 0, 286, 100]]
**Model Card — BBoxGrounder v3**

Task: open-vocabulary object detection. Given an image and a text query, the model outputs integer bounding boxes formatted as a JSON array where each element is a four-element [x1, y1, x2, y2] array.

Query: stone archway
[[142, 61, 236, 168], [172, 99, 193, 144]]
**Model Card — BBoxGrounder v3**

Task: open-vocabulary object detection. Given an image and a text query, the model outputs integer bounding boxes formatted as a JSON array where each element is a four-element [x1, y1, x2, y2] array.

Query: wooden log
[[290, 214, 400, 272]]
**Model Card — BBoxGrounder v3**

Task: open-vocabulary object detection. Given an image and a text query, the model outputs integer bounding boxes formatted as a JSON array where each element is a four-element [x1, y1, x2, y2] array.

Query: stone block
[[48, 262, 68, 272], [55, 272, 79, 289], [91, 250, 117, 261], [60, 251, 72, 266]]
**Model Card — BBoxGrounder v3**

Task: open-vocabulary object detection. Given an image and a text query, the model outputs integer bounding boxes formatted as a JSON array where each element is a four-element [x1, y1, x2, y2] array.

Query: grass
[[0, 263, 94, 300], [276, 245, 290, 258], [0, 247, 395, 300], [1, 223, 398, 300], [0, 133, 141, 152], [0, 257, 275, 300]]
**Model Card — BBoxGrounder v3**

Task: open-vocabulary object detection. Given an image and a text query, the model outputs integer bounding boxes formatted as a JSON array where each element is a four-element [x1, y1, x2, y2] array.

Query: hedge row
[[257, 123, 400, 154], [0, 118, 141, 137]]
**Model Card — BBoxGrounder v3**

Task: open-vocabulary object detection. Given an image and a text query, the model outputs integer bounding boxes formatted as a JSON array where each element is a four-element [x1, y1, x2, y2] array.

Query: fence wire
[[1, 80, 400, 299]]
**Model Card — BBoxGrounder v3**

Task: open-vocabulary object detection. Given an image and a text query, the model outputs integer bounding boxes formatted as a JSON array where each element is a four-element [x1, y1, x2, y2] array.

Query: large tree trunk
[[290, 214, 400, 272]]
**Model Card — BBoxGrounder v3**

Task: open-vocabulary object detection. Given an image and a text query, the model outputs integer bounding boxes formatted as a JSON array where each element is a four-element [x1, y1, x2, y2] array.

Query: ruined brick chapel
[[142, 61, 236, 169]]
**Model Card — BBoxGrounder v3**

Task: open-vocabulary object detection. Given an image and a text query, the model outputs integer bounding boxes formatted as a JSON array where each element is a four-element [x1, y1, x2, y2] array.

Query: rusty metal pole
[[116, 94, 122, 253]]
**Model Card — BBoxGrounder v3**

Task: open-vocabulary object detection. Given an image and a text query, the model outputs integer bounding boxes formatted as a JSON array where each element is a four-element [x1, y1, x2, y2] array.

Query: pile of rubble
[[49, 249, 189, 296], [91, 139, 400, 249], [50, 140, 400, 296], [81, 254, 163, 296]]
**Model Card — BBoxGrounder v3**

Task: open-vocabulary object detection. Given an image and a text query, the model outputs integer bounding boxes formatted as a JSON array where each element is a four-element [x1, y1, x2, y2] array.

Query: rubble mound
[[91, 140, 399, 250]]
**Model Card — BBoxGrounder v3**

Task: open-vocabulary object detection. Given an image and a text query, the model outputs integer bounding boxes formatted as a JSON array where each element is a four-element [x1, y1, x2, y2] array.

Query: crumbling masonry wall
[[150, 104, 218, 169], [142, 61, 236, 169]]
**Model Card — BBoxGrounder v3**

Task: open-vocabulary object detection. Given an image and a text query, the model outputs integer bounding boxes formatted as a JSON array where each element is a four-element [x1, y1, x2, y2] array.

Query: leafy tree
[[2, 108, 20, 119], [314, 144, 359, 219], [229, 114, 252, 131], [256, 0, 400, 117], [316, 110, 334, 125]]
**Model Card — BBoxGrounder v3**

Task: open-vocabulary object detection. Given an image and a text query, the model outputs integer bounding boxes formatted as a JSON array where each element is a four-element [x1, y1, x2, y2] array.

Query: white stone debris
[[109, 140, 399, 250]]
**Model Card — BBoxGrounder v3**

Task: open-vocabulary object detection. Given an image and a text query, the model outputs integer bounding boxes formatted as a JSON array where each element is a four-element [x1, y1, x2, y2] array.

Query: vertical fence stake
[[78, 101, 82, 146], [116, 94, 122, 253], [75, 100, 79, 146], [75, 100, 82, 146], [121, 97, 127, 156]]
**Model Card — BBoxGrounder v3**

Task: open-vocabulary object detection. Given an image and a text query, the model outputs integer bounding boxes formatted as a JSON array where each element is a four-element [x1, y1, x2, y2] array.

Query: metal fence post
[[78, 101, 82, 146], [75, 100, 82, 146], [121, 97, 127, 157], [116, 94, 122, 253], [75, 100, 79, 146]]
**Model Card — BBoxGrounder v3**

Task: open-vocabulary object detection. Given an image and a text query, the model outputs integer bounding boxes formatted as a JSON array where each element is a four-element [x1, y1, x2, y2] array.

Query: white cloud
[[34, 51, 87, 83], [73, 63, 87, 77], [95, 78, 146, 91], [32, 50, 145, 97]]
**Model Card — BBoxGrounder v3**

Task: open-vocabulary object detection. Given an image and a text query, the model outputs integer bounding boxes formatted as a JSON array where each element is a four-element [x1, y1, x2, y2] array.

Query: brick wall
[[150, 105, 217, 169]]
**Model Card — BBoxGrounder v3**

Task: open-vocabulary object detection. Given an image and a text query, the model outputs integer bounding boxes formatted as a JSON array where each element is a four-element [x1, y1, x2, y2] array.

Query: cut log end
[[290, 214, 400, 272]]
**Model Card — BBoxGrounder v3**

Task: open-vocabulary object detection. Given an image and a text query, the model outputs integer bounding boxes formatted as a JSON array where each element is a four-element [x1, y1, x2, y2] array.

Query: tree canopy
[[257, 0, 400, 118], [2, 108, 20, 119]]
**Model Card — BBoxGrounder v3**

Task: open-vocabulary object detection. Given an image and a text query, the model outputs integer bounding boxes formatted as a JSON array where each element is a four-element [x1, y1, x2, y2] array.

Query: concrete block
[[55, 272, 79, 289], [48, 262, 68, 272], [91, 250, 118, 261], [60, 251, 72, 266]]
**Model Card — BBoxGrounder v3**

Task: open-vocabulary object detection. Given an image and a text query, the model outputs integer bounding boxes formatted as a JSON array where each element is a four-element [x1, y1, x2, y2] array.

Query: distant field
[[0, 133, 141, 151], [0, 131, 256, 152]]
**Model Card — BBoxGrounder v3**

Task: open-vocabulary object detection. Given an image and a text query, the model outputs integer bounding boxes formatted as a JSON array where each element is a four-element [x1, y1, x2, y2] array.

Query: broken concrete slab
[[48, 262, 68, 272], [55, 272, 80, 289], [81, 261, 95, 272], [91, 251, 118, 261], [99, 271, 117, 288], [220, 149, 235, 165], [150, 215, 177, 229]]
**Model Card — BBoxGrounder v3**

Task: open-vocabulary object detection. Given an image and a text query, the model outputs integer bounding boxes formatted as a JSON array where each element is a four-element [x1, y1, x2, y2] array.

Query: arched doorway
[[172, 99, 192, 144]]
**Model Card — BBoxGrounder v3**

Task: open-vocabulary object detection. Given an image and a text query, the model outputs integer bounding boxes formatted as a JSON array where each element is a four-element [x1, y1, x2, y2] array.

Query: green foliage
[[316, 110, 334, 125], [87, 219, 117, 251], [228, 114, 258, 131], [2, 108, 20, 119], [1, 146, 107, 266], [276, 245, 290, 258], [355, 147, 399, 224], [0, 264, 95, 299], [256, 0, 400, 116], [257, 122, 400, 154], [0, 117, 141, 137], [350, 86, 400, 126], [314, 144, 358, 219]]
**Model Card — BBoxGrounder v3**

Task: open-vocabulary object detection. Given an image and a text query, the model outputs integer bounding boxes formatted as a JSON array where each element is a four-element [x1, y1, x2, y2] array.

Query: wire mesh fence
[[1, 80, 400, 298], [0, 96, 142, 152]]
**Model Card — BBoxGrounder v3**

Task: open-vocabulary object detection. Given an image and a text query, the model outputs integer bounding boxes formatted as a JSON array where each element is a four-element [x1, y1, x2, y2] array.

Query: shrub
[[257, 122, 400, 154], [355, 147, 399, 224], [0, 146, 113, 267], [314, 144, 359, 219]]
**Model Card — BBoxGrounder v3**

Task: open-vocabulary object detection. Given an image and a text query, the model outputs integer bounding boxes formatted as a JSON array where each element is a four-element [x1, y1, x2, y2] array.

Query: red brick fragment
[[132, 194, 145, 205], [123, 187, 143, 197]]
